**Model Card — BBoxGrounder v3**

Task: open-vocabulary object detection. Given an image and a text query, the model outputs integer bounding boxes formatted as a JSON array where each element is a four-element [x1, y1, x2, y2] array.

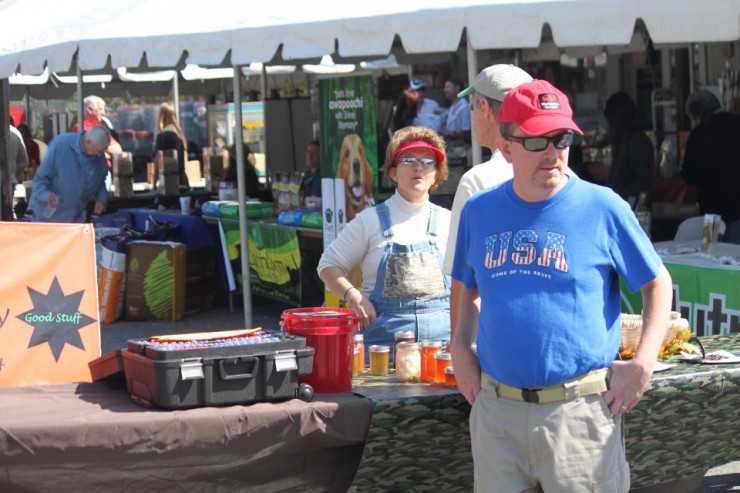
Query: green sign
[[221, 221, 302, 306], [620, 262, 740, 336]]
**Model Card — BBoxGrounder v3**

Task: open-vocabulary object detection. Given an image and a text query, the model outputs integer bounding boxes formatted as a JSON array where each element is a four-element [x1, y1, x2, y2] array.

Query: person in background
[[441, 78, 471, 141], [389, 89, 421, 137], [224, 141, 260, 199], [443, 64, 533, 342], [153, 102, 189, 189], [70, 95, 123, 156], [2, 119, 28, 220], [318, 126, 451, 355], [603, 92, 656, 203], [17, 124, 40, 177], [410, 78, 444, 132], [302, 140, 322, 197], [681, 89, 740, 243], [29, 125, 110, 223], [450, 79, 672, 493]]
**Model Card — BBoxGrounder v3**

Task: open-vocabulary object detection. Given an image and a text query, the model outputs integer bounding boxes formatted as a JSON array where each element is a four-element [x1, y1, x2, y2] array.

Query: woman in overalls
[[319, 126, 451, 360]]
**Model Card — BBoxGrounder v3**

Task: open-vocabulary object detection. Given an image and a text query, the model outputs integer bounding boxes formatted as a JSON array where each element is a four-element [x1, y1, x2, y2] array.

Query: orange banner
[[0, 222, 101, 386]]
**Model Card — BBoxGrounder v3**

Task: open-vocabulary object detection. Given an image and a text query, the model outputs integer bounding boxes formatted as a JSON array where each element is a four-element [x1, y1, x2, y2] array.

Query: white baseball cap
[[458, 64, 533, 101]]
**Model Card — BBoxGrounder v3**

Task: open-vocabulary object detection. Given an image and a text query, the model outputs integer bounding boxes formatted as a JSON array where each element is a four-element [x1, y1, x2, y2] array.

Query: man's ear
[[499, 138, 514, 164]]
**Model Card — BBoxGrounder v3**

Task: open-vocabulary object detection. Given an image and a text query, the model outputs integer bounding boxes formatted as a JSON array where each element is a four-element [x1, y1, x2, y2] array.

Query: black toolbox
[[121, 330, 315, 409]]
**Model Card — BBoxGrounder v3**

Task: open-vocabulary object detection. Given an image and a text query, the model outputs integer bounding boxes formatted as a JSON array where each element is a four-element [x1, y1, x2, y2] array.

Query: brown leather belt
[[481, 369, 609, 404]]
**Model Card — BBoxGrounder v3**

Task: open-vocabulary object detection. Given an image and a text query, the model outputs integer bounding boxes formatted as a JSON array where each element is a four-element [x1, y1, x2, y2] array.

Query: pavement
[[103, 302, 739, 492]]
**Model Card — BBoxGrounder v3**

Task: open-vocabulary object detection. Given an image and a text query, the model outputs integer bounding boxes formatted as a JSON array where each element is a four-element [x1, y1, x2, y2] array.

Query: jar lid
[[444, 366, 455, 374], [354, 333, 364, 341], [369, 345, 390, 353], [394, 330, 414, 339], [421, 340, 443, 348], [397, 341, 420, 350], [435, 352, 452, 360]]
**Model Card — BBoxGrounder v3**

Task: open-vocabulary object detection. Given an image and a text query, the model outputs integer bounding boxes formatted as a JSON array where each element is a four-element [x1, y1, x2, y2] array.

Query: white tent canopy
[[2, 0, 739, 78]]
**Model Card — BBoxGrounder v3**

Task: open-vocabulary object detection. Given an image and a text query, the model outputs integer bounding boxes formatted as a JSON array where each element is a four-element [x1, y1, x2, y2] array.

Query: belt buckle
[[521, 388, 541, 403]]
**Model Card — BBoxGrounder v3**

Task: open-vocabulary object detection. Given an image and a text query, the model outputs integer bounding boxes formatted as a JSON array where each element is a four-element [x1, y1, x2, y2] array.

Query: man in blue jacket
[[30, 125, 110, 223]]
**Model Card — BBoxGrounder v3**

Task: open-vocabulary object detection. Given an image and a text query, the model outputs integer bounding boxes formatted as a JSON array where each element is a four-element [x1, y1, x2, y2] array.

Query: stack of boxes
[[112, 152, 134, 198]]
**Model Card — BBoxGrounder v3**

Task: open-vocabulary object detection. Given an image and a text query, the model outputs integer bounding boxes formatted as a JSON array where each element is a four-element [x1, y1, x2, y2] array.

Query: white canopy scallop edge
[[1, 0, 739, 78]]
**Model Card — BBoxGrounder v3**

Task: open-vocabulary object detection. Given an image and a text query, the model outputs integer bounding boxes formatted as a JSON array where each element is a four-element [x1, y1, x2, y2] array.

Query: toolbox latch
[[274, 350, 298, 372], [180, 358, 204, 380]]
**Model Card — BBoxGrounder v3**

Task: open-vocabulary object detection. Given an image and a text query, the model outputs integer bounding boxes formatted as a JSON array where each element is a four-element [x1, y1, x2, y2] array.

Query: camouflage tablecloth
[[350, 334, 740, 492]]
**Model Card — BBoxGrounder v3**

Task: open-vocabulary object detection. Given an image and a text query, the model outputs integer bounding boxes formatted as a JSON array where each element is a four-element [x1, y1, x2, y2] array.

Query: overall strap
[[427, 203, 440, 236], [375, 202, 394, 238]]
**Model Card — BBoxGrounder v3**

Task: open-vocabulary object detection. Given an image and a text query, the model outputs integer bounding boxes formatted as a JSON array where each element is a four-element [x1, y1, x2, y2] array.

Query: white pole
[[233, 65, 253, 328], [466, 30, 481, 166]]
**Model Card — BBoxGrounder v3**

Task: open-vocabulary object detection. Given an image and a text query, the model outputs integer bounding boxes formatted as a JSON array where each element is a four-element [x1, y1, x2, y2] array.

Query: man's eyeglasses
[[397, 157, 436, 168], [505, 132, 574, 152], [468, 101, 474, 112]]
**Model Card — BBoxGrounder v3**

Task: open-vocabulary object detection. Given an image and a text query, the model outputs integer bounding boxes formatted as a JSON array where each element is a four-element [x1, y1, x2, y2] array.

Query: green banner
[[620, 263, 740, 336], [319, 75, 379, 221], [221, 221, 302, 306]]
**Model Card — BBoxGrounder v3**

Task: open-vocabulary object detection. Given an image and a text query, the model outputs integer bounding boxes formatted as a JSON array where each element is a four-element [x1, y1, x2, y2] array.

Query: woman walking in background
[[153, 102, 189, 189]]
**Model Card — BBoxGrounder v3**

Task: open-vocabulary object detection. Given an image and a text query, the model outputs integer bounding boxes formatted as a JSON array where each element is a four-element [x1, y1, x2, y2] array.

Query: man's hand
[[450, 341, 481, 405], [47, 192, 59, 208], [604, 358, 653, 414]]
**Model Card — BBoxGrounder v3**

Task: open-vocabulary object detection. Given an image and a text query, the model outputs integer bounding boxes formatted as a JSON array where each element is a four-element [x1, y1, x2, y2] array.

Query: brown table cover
[[0, 381, 372, 492]]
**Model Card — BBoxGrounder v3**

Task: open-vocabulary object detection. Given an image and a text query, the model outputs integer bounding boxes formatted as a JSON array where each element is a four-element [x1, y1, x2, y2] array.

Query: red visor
[[391, 140, 445, 164]]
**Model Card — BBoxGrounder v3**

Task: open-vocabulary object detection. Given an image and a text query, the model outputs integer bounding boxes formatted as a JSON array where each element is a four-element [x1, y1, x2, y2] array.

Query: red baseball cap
[[498, 79, 582, 136]]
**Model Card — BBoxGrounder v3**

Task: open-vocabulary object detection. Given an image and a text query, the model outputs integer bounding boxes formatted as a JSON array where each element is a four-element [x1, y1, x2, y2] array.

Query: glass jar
[[369, 345, 390, 376], [434, 352, 452, 384], [352, 347, 359, 378], [420, 340, 443, 382], [393, 330, 415, 368], [396, 341, 421, 383], [353, 333, 365, 375], [444, 366, 457, 386]]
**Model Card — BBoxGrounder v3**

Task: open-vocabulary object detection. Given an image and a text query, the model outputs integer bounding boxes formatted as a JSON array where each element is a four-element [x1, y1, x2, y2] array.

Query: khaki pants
[[471, 373, 630, 493]]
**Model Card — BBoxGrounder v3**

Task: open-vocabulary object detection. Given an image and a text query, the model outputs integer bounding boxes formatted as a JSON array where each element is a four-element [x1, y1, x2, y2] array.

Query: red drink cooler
[[280, 308, 359, 393]]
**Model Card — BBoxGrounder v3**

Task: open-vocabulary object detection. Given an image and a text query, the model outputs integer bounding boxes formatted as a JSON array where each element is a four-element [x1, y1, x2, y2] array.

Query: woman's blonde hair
[[158, 102, 188, 150], [381, 126, 448, 192]]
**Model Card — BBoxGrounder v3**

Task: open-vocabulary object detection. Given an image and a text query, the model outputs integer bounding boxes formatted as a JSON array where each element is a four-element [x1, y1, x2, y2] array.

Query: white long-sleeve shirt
[[318, 191, 451, 295]]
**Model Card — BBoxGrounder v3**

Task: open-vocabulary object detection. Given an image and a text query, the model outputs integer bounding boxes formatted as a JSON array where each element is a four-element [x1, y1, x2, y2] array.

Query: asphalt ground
[[104, 302, 739, 492]]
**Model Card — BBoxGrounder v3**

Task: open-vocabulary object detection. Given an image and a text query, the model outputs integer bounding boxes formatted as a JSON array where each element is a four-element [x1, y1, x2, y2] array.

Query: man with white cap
[[450, 79, 673, 492], [409, 78, 443, 131], [443, 64, 533, 340]]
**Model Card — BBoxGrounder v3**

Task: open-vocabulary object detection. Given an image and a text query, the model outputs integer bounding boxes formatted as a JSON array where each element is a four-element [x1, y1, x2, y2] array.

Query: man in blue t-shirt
[[450, 79, 673, 493]]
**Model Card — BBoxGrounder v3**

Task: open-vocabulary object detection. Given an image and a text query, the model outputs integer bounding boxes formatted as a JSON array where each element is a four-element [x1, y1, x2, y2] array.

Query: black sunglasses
[[505, 132, 574, 152]]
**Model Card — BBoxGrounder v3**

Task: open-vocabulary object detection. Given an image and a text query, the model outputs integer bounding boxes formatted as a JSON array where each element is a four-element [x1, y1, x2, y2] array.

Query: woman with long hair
[[153, 102, 189, 189]]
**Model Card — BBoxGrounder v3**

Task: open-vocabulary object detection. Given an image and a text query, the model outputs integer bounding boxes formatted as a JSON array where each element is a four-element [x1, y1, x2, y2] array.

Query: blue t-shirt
[[452, 177, 661, 388]]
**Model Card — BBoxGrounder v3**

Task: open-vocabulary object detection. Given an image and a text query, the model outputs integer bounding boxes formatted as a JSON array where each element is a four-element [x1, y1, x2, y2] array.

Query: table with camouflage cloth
[[350, 333, 740, 492]]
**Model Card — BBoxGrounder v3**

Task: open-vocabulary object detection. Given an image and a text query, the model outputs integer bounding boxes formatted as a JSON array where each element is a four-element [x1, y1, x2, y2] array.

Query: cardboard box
[[112, 152, 134, 198], [147, 161, 157, 188], [157, 150, 179, 196], [203, 147, 226, 193], [125, 241, 186, 321]]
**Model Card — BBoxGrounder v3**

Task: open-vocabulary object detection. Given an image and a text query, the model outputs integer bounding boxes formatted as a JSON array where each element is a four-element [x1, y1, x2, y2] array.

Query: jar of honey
[[396, 341, 421, 383], [351, 346, 360, 378], [444, 366, 457, 386], [420, 340, 443, 382], [369, 345, 390, 376], [393, 330, 415, 368], [353, 333, 365, 375], [434, 352, 452, 384]]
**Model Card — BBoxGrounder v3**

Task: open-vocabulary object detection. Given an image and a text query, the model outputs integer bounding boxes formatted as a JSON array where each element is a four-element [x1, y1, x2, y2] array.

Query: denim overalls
[[363, 201, 451, 360]]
